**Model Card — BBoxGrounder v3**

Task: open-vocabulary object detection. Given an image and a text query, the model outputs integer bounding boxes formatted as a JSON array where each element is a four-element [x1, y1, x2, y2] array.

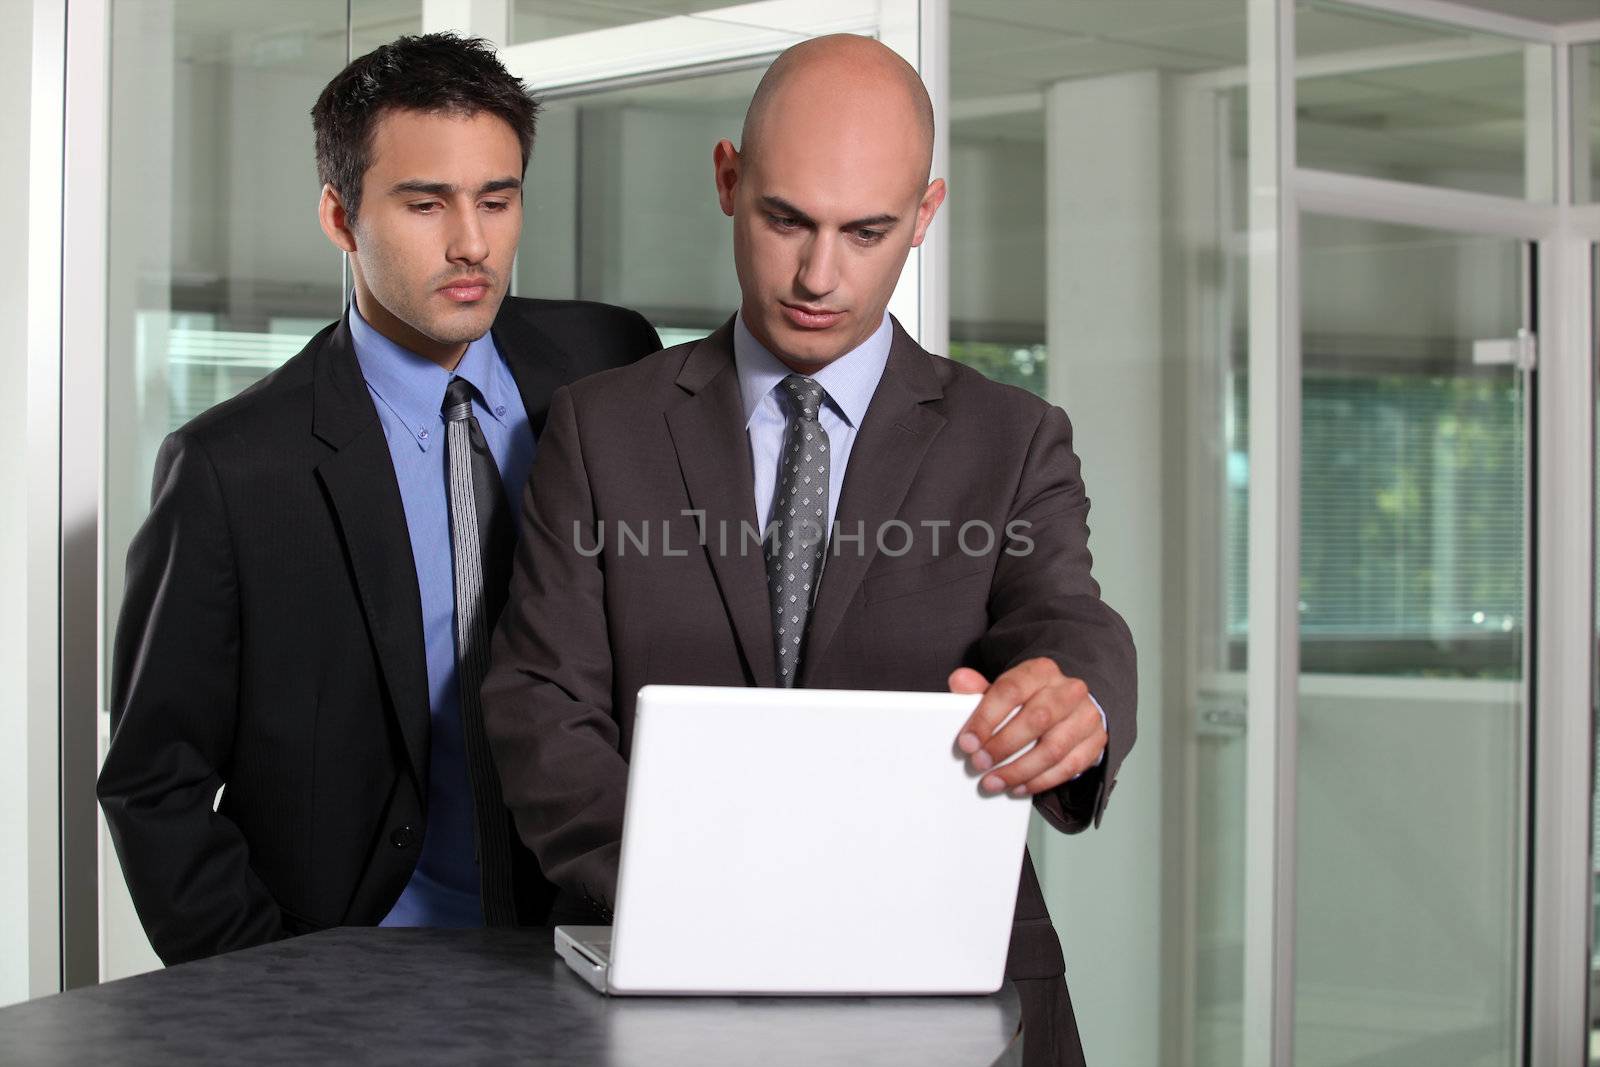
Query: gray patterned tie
[[442, 377, 517, 926], [765, 375, 830, 687]]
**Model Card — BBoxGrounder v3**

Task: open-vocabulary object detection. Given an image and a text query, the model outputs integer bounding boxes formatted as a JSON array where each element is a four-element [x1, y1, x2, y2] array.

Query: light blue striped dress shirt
[[348, 303, 533, 928]]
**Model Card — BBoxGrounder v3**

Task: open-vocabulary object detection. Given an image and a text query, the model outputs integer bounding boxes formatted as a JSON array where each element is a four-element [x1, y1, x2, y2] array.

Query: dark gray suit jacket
[[483, 316, 1135, 1064]]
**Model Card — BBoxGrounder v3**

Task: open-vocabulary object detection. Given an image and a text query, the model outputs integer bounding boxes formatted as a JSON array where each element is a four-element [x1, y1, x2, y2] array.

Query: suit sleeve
[[484, 385, 628, 914], [96, 431, 287, 964], [975, 404, 1137, 834]]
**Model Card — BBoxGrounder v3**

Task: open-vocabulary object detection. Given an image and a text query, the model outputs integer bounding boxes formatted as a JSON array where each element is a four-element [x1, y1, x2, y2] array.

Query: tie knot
[[442, 377, 476, 423], [780, 375, 825, 422]]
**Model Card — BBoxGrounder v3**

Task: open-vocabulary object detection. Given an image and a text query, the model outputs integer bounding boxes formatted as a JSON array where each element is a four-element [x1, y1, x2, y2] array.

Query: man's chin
[[421, 302, 501, 345], [772, 329, 851, 370]]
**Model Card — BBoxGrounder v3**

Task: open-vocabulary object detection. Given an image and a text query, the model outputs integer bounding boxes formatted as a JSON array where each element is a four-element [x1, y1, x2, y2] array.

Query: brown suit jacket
[[483, 316, 1135, 1062]]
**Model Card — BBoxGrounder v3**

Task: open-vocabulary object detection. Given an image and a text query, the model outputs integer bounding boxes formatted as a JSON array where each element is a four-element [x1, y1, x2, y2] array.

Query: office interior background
[[2, 0, 1599, 1063]]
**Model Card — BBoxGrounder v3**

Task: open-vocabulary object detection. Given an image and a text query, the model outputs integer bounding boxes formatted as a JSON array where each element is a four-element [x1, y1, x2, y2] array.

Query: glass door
[[1293, 214, 1530, 1067]]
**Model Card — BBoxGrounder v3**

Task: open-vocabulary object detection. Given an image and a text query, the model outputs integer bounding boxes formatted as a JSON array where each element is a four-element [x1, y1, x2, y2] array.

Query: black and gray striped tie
[[442, 377, 517, 926], [765, 375, 830, 687]]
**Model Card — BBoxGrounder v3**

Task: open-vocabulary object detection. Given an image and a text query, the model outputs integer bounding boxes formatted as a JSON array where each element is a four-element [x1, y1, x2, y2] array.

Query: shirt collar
[[733, 311, 892, 430], [348, 301, 509, 451]]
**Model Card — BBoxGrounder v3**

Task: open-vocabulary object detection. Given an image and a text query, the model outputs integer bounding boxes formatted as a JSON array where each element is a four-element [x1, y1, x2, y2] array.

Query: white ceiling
[[947, 0, 1596, 181]]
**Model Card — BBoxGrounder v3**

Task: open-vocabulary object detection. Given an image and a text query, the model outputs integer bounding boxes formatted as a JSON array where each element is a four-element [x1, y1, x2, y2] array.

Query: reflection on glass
[[948, 1, 1253, 1063], [352, 0, 422, 57], [1295, 215, 1525, 1067], [517, 66, 765, 337], [105, 0, 427, 983], [105, 1, 368, 635], [948, 106, 1048, 398], [1298, 2, 1541, 200], [510, 0, 738, 45]]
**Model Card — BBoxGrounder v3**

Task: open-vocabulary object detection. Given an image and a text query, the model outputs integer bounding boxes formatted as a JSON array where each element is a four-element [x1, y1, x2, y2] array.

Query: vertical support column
[[1527, 228, 1597, 1067], [60, 0, 111, 992], [1039, 70, 1165, 1067], [1526, 36, 1596, 1067], [1242, 0, 1297, 1064]]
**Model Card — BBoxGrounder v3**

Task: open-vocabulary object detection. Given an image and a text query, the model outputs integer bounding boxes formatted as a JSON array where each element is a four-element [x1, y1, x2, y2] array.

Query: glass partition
[[101, 0, 424, 982], [517, 65, 765, 340], [1294, 215, 1527, 1067], [949, 1, 1257, 1062], [1297, 2, 1544, 200]]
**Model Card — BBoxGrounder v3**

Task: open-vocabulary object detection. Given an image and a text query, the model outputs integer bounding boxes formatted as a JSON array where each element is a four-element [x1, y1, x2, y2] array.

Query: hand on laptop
[[950, 659, 1107, 798]]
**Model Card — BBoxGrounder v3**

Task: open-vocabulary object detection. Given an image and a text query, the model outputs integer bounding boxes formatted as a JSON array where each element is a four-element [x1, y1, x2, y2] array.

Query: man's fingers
[[955, 658, 1054, 757], [972, 674, 1088, 771], [976, 717, 1078, 794], [1001, 734, 1107, 797], [948, 667, 989, 693], [949, 668, 992, 753], [976, 699, 1098, 792]]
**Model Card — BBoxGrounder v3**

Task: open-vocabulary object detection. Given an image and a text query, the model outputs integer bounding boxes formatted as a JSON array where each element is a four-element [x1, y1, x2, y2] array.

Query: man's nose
[[795, 234, 840, 299], [446, 205, 490, 266]]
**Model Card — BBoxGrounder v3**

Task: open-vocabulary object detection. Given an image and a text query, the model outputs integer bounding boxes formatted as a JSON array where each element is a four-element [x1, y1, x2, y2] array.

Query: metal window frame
[[24, 0, 66, 1002], [59, 0, 108, 993]]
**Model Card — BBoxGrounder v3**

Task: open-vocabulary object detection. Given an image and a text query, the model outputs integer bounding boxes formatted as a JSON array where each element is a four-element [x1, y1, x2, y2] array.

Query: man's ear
[[713, 139, 741, 218], [318, 184, 358, 254], [910, 178, 947, 248]]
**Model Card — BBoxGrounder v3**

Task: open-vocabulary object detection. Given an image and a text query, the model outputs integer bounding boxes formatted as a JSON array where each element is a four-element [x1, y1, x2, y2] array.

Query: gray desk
[[0, 928, 1023, 1066]]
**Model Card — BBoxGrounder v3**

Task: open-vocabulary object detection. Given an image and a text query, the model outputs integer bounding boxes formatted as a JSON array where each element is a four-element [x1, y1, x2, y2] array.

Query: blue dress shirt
[[348, 304, 534, 928]]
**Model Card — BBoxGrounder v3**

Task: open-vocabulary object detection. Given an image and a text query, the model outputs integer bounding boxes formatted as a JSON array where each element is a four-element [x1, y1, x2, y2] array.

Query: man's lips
[[781, 302, 845, 330], [439, 278, 492, 303]]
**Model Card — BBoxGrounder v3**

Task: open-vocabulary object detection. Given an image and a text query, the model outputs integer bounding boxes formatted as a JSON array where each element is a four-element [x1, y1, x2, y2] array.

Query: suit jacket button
[[391, 825, 416, 849]]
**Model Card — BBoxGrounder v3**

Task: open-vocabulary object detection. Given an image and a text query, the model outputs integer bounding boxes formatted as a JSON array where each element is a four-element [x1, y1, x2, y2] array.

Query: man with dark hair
[[98, 33, 660, 964]]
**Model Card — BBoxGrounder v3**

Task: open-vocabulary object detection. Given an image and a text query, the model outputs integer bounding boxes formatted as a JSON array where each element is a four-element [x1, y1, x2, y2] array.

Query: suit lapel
[[800, 324, 947, 684], [663, 321, 778, 686], [311, 315, 431, 790], [491, 302, 569, 439]]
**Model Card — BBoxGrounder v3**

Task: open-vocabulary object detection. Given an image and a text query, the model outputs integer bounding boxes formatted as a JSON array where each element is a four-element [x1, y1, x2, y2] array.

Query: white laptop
[[554, 684, 1033, 996]]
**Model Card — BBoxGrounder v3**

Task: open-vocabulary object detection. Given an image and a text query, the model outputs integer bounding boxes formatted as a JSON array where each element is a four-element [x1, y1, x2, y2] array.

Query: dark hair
[[310, 33, 539, 221]]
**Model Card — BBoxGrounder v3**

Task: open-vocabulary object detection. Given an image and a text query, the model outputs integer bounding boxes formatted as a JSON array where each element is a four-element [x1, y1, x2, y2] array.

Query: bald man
[[482, 35, 1135, 1066]]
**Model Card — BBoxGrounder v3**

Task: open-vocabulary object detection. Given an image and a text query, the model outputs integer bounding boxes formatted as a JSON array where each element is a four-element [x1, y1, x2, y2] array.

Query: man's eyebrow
[[759, 196, 814, 224], [758, 195, 898, 230], [388, 177, 523, 196]]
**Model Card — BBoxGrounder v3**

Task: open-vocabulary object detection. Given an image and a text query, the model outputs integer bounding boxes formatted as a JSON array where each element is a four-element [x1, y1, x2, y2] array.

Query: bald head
[[740, 34, 935, 179], [714, 33, 945, 370]]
